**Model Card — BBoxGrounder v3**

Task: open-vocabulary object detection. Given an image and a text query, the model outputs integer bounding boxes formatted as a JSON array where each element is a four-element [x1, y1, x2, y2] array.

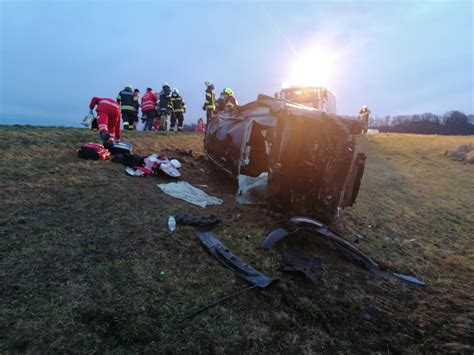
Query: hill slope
[[0, 126, 473, 353]]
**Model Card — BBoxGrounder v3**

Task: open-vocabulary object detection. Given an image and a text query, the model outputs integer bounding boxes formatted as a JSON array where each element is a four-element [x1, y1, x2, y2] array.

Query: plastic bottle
[[168, 216, 176, 232]]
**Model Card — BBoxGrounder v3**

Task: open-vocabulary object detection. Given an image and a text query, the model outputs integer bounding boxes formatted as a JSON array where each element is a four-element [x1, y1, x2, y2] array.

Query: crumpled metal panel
[[204, 94, 365, 224], [196, 231, 276, 288]]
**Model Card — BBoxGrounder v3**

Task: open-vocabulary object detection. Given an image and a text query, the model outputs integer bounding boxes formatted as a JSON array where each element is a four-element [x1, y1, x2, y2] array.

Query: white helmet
[[173, 88, 180, 95], [361, 105, 367, 109], [205, 80, 213, 87], [162, 82, 169, 87], [125, 83, 133, 89]]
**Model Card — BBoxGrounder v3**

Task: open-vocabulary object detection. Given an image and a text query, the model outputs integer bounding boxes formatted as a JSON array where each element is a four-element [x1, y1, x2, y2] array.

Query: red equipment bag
[[77, 142, 111, 160]]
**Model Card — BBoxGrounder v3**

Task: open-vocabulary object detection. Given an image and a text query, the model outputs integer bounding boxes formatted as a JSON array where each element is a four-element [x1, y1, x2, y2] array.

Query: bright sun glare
[[285, 46, 334, 87]]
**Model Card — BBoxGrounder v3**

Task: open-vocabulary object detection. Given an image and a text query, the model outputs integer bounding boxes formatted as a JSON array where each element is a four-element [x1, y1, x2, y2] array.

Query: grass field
[[0, 126, 473, 353]]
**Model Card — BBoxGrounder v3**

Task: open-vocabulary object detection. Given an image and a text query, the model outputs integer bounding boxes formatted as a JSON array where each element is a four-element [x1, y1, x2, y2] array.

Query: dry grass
[[0, 127, 473, 353]]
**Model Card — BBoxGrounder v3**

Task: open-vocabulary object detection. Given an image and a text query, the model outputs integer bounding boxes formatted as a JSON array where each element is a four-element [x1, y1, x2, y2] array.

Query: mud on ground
[[0, 127, 472, 353]]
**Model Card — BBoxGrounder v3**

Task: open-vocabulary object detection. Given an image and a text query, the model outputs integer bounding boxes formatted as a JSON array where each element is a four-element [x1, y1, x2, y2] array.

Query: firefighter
[[158, 82, 172, 131], [170, 88, 186, 131], [202, 81, 216, 125], [223, 87, 238, 112], [116, 84, 138, 131], [133, 88, 141, 130], [141, 88, 158, 131], [88, 97, 121, 147], [359, 105, 371, 133]]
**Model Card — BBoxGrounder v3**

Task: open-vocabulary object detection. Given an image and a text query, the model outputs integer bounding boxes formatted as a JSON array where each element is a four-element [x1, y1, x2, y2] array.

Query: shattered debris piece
[[392, 273, 425, 286], [281, 248, 322, 284], [262, 216, 379, 271], [158, 181, 223, 208], [168, 216, 176, 232], [362, 312, 373, 321], [262, 216, 427, 286], [176, 210, 221, 227], [195, 231, 277, 288]]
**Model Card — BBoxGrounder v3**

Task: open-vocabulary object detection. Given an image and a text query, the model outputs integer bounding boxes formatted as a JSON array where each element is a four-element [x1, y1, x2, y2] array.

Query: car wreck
[[204, 94, 366, 224]]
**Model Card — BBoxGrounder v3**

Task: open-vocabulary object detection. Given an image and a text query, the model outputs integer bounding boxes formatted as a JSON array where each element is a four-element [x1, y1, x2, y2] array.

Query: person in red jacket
[[89, 97, 121, 146], [197, 118, 205, 133], [141, 88, 158, 131]]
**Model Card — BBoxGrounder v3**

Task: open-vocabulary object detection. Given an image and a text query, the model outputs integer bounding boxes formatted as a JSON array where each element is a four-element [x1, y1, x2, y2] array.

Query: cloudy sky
[[0, 0, 472, 127]]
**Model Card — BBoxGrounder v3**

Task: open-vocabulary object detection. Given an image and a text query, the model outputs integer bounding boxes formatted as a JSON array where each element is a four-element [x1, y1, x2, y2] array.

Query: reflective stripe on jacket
[[117, 88, 138, 112], [89, 97, 120, 111], [204, 89, 215, 109], [170, 96, 186, 112]]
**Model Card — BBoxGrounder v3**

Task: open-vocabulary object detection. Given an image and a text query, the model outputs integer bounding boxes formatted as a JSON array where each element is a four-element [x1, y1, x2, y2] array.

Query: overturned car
[[204, 94, 366, 224]]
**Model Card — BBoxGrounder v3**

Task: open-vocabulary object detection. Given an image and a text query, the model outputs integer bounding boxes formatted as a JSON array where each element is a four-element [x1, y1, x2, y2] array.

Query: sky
[[0, 0, 473, 127]]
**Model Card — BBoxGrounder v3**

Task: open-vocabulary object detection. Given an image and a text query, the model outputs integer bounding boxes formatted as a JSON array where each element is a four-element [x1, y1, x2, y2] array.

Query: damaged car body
[[205, 94, 366, 224]]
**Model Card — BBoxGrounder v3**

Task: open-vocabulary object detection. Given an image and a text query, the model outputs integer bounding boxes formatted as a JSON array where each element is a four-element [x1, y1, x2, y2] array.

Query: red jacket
[[89, 97, 120, 112], [141, 91, 158, 112]]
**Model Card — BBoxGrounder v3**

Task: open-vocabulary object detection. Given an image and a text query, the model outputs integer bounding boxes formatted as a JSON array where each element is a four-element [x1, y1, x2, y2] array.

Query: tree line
[[370, 111, 474, 135]]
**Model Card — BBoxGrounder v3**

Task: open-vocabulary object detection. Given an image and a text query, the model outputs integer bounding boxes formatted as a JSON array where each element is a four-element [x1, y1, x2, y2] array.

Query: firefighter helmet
[[205, 81, 213, 87]]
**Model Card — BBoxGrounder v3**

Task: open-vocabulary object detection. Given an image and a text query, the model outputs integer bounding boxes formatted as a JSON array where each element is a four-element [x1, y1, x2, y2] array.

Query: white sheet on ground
[[158, 181, 223, 208]]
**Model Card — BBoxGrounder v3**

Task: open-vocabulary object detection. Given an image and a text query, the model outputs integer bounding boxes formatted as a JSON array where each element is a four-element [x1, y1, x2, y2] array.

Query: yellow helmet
[[224, 88, 234, 96]]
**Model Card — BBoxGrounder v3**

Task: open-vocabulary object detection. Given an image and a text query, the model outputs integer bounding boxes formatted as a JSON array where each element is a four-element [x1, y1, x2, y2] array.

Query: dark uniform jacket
[[116, 88, 138, 113], [170, 95, 186, 113]]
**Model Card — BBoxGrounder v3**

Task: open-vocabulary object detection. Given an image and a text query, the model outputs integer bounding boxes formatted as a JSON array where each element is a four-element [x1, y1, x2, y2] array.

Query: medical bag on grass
[[109, 141, 133, 155], [77, 143, 111, 160]]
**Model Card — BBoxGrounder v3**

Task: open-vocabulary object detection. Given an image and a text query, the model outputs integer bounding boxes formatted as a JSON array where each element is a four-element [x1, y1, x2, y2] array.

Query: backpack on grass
[[77, 143, 111, 160]]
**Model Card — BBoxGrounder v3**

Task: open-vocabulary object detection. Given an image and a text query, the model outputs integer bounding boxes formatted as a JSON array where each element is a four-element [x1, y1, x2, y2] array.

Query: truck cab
[[276, 86, 337, 114]]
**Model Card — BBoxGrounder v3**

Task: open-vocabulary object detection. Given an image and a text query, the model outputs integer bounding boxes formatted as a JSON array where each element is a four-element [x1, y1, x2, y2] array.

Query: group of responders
[[87, 81, 239, 133]]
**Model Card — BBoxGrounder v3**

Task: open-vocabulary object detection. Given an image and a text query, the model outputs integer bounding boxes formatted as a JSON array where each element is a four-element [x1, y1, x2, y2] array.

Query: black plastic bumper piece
[[196, 231, 277, 288]]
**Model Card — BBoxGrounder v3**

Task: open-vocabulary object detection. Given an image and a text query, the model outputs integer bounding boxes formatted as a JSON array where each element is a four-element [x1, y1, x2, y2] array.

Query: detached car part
[[263, 217, 425, 286], [186, 231, 277, 318], [196, 231, 276, 288], [205, 94, 365, 224], [262, 216, 378, 271], [281, 247, 322, 284], [176, 210, 221, 227]]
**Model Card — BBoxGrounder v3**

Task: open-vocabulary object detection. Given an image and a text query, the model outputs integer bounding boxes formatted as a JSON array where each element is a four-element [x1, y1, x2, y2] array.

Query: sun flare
[[286, 46, 334, 87]]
